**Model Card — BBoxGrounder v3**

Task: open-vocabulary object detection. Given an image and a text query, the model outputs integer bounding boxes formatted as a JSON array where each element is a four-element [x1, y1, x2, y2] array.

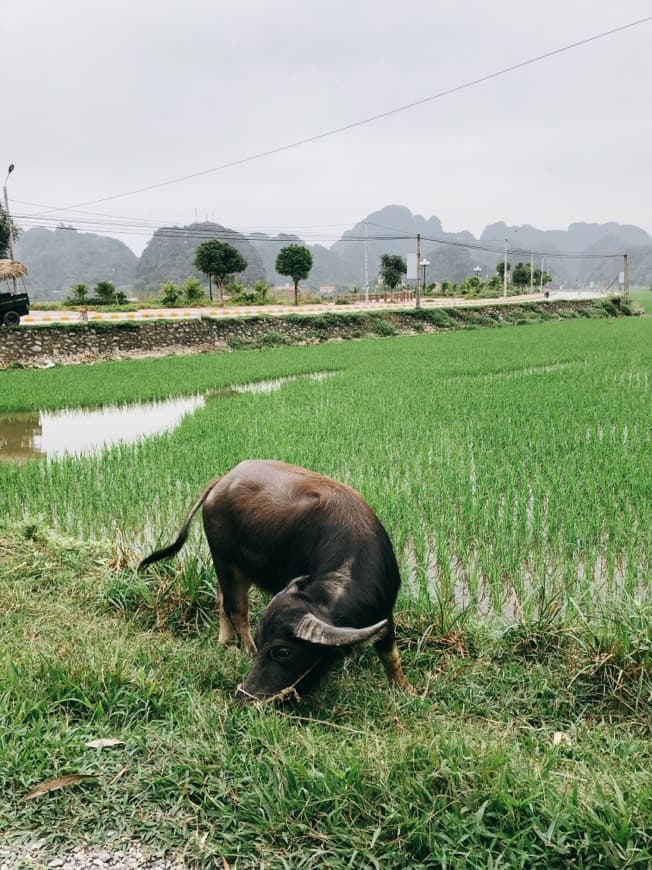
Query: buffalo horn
[[294, 613, 388, 647]]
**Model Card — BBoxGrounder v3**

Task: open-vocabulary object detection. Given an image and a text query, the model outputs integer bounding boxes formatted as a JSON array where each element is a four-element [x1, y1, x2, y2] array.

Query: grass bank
[[1, 524, 650, 867]]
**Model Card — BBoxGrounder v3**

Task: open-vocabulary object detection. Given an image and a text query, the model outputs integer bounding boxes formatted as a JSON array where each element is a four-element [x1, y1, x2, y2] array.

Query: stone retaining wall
[[0, 300, 626, 368]]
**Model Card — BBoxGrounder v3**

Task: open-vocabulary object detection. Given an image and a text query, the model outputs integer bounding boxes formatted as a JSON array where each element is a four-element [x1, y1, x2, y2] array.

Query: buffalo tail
[[138, 477, 221, 571]]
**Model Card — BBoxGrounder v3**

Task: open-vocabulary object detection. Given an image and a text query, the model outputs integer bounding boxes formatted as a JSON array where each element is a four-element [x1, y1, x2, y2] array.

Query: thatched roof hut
[[0, 259, 28, 281]]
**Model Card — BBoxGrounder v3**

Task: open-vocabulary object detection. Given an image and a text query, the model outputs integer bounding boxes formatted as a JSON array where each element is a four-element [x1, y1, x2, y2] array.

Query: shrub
[[370, 316, 396, 336], [160, 282, 181, 307], [182, 277, 204, 304], [65, 283, 89, 306], [92, 281, 117, 305], [260, 331, 291, 347]]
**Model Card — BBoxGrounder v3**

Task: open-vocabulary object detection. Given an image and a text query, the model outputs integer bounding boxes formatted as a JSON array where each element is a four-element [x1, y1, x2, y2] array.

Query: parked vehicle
[[0, 289, 30, 325], [0, 260, 29, 325]]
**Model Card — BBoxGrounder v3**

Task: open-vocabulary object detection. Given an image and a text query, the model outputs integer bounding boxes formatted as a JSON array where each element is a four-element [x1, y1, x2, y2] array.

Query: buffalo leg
[[216, 586, 236, 646], [212, 558, 257, 655], [374, 619, 410, 691]]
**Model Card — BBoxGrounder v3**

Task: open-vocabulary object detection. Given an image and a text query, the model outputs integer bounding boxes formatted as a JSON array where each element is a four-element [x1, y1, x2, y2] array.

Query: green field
[[1, 317, 650, 867], [630, 287, 652, 315]]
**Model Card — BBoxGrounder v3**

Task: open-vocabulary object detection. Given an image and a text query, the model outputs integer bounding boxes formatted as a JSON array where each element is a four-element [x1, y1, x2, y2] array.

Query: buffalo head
[[234, 576, 388, 703]]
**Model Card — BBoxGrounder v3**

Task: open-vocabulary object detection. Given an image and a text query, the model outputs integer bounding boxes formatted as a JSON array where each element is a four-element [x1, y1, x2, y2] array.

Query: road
[[18, 291, 604, 326]]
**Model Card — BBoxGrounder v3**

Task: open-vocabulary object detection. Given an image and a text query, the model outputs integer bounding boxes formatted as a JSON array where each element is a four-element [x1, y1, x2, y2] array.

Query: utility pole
[[364, 221, 369, 304], [530, 252, 534, 294], [623, 253, 629, 303], [416, 233, 421, 309], [2, 164, 17, 293], [503, 238, 508, 298], [540, 256, 545, 294]]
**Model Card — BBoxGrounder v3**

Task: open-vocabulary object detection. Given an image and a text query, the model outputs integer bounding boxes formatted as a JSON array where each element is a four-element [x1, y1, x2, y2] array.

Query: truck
[[0, 289, 30, 325]]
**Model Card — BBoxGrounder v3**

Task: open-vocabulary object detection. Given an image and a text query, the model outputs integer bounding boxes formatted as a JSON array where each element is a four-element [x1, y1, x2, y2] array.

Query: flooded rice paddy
[[0, 372, 334, 461]]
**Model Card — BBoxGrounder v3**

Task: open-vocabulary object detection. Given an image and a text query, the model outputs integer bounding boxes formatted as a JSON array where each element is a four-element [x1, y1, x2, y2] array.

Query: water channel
[[0, 372, 334, 462]]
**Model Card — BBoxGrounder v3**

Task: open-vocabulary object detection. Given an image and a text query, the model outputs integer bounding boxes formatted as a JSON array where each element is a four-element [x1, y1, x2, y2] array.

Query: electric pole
[[503, 238, 508, 298], [530, 252, 534, 294], [416, 233, 421, 308], [3, 164, 17, 293], [364, 221, 369, 303], [623, 253, 629, 303]]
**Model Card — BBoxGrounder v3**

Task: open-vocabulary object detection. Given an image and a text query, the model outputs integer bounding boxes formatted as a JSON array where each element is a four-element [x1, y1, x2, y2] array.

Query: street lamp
[[2, 164, 16, 292], [420, 258, 430, 295]]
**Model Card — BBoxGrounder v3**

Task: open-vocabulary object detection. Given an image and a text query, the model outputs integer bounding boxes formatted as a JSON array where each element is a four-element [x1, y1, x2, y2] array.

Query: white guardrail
[[20, 293, 569, 326]]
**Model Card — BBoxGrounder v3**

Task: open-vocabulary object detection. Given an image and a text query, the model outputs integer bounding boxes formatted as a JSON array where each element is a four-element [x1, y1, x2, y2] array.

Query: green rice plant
[[1, 317, 650, 626]]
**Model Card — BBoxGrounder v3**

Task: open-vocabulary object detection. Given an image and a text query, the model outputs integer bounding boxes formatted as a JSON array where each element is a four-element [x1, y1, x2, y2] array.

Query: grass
[[1, 315, 651, 866], [0, 526, 650, 867], [629, 287, 652, 315]]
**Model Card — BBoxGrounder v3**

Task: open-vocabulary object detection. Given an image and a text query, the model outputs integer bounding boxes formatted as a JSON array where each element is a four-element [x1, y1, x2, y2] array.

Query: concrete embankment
[[0, 299, 631, 368]]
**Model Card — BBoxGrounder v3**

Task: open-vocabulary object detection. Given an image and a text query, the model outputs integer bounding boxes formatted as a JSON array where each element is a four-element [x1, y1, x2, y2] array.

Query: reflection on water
[[0, 372, 335, 462], [0, 396, 206, 462]]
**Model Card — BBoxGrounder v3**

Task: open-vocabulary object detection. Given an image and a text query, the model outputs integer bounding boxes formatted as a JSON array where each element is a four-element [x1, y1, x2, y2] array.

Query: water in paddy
[[0, 373, 333, 462]]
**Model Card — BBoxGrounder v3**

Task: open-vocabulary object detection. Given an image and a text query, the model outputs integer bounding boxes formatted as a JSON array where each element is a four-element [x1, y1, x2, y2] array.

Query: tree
[[512, 262, 531, 287], [496, 261, 511, 280], [194, 241, 247, 305], [379, 254, 406, 290], [275, 245, 313, 305], [93, 281, 117, 305], [532, 268, 552, 287], [0, 204, 17, 259]]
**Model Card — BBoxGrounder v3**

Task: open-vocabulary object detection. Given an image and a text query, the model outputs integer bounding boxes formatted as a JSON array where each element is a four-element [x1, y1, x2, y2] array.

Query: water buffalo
[[139, 460, 409, 701]]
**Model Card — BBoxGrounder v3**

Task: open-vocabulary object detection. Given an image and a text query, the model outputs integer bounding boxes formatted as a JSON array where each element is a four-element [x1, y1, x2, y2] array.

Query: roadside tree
[[379, 254, 406, 290], [194, 241, 246, 305], [512, 262, 531, 287], [533, 268, 552, 287], [0, 204, 18, 259], [496, 261, 511, 281], [276, 245, 313, 306]]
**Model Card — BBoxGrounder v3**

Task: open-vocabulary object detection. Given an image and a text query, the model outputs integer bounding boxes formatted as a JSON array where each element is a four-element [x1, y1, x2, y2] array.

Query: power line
[[13, 214, 410, 243], [359, 220, 624, 259], [419, 234, 623, 260], [15, 213, 625, 260], [12, 198, 352, 233], [30, 15, 652, 216]]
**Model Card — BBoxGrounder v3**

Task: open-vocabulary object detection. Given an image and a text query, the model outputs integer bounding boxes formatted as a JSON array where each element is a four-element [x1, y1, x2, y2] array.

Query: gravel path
[[0, 844, 186, 869]]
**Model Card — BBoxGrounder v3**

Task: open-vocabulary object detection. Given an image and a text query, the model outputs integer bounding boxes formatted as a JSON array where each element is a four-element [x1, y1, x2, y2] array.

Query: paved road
[[18, 292, 599, 326]]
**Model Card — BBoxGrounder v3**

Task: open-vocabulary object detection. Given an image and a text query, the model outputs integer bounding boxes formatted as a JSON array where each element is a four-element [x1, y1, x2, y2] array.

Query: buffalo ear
[[294, 613, 388, 647], [269, 576, 311, 607], [285, 575, 311, 595]]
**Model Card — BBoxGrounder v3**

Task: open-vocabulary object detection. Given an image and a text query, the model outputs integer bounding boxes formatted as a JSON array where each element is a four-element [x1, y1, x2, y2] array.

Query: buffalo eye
[[270, 645, 292, 662]]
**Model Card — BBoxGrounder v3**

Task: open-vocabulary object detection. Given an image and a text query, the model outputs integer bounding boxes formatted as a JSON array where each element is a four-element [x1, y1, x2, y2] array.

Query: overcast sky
[[4, 0, 651, 254]]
